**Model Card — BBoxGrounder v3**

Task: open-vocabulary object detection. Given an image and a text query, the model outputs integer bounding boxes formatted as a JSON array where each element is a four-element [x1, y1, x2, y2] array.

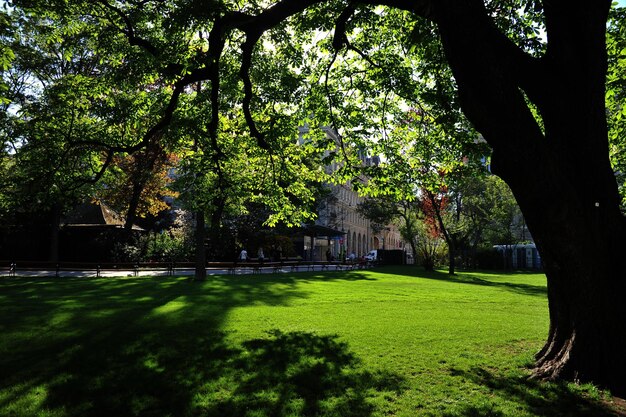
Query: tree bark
[[207, 196, 226, 261], [426, 191, 456, 275], [194, 210, 207, 281], [433, 0, 626, 395], [124, 180, 144, 231], [48, 203, 61, 263]]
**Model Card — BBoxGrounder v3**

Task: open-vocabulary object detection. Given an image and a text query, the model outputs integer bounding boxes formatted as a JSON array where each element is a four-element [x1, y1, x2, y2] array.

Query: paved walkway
[[3, 264, 357, 278]]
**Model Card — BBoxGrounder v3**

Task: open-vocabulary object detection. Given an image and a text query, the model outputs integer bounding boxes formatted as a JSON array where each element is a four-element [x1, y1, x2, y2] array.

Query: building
[[494, 243, 542, 270], [298, 126, 405, 261]]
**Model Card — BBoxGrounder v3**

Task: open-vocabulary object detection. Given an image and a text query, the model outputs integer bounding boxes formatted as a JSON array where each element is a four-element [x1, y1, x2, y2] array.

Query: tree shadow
[[30, 328, 405, 417], [0, 275, 403, 416], [204, 330, 406, 417], [444, 366, 618, 417], [372, 266, 547, 298]]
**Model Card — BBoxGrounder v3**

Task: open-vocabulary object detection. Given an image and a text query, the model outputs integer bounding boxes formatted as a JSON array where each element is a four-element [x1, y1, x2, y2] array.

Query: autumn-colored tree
[[96, 151, 179, 228]]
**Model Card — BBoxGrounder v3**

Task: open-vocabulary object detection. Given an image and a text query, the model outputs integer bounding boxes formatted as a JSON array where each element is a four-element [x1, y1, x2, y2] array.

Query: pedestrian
[[326, 248, 332, 262], [257, 247, 265, 261], [239, 248, 248, 262]]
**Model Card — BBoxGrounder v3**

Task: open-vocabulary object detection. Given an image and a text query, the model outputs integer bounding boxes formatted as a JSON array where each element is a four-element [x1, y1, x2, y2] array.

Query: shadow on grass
[[207, 330, 405, 417], [0, 274, 401, 417], [35, 329, 404, 417], [444, 367, 618, 417], [373, 266, 547, 298]]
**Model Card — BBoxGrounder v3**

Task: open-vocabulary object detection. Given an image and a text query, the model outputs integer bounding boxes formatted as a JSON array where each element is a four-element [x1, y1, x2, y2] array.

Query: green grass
[[0, 267, 620, 416]]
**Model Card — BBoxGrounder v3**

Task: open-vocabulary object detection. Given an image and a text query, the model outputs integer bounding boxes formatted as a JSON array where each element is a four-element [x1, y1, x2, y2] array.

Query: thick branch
[[333, 3, 357, 51], [432, 1, 545, 153], [240, 30, 270, 150], [95, 0, 160, 56]]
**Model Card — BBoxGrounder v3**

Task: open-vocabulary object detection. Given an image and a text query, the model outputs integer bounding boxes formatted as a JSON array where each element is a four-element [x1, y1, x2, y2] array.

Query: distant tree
[[95, 152, 179, 227], [452, 174, 527, 269], [0, 10, 112, 260], [356, 197, 397, 236], [357, 197, 417, 263]]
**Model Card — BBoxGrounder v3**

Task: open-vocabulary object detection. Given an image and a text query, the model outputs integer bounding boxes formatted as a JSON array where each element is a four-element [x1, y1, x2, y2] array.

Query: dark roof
[[62, 202, 124, 226], [62, 202, 143, 230]]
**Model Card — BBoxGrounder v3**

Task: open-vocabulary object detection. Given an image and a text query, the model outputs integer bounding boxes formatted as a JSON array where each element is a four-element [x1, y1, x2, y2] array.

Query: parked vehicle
[[365, 250, 378, 261]]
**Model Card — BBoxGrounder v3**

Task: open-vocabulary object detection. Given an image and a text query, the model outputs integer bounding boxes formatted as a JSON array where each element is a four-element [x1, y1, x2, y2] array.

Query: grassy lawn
[[0, 266, 621, 416]]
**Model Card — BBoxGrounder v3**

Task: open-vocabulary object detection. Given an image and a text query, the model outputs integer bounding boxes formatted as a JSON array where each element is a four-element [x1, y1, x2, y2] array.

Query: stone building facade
[[300, 126, 405, 261]]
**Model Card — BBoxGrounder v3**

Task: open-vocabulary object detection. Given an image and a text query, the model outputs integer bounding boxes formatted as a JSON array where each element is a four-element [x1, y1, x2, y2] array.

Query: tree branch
[[240, 29, 270, 150], [332, 3, 357, 51], [95, 0, 160, 57]]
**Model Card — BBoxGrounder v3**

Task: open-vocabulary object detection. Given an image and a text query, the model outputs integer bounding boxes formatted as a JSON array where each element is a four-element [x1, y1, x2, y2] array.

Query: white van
[[365, 250, 378, 261]]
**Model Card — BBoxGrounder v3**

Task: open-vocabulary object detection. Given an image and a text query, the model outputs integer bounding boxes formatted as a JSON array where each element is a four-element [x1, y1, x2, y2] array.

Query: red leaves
[[419, 188, 448, 238]]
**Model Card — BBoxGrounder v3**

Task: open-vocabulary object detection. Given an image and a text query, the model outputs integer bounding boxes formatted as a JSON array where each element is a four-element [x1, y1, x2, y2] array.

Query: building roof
[[62, 202, 143, 231]]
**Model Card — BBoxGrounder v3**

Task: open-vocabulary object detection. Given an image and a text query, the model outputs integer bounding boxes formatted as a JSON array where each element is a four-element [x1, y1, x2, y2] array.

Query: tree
[[412, 213, 447, 271], [358, 196, 451, 270], [7, 0, 626, 394], [473, 176, 529, 269], [95, 152, 179, 227], [428, 1, 625, 393], [356, 197, 396, 236], [358, 103, 487, 275], [357, 196, 423, 266], [0, 8, 116, 260], [332, 0, 626, 392], [419, 183, 457, 273], [419, 171, 529, 272]]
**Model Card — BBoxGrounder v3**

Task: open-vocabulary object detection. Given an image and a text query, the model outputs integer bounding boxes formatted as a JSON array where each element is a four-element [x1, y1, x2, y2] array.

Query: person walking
[[257, 247, 265, 262]]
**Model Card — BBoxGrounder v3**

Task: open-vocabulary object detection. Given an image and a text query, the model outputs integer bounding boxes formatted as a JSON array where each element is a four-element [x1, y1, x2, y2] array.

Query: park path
[[3, 263, 359, 278]]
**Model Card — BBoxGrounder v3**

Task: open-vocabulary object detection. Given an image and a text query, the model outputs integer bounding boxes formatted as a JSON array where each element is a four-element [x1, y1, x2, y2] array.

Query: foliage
[[0, 0, 527, 239], [111, 208, 195, 262], [221, 202, 299, 260], [477, 176, 528, 247], [0, 2, 170, 222], [356, 197, 397, 235], [357, 170, 524, 271], [607, 6, 626, 210], [96, 152, 179, 221], [412, 218, 447, 270], [111, 231, 194, 262]]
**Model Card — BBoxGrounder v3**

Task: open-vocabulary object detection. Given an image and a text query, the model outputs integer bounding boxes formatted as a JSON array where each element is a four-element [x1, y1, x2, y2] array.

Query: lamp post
[[340, 203, 346, 260]]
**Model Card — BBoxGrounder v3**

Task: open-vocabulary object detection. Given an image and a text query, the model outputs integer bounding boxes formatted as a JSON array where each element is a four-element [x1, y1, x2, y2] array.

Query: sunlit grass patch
[[0, 267, 619, 416]]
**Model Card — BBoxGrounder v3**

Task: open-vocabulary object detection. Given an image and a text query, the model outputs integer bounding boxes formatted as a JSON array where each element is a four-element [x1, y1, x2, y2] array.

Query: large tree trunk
[[434, 0, 626, 395], [529, 205, 626, 395]]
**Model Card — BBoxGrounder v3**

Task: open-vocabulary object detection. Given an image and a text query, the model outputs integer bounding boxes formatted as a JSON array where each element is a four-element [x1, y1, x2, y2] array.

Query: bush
[[147, 232, 194, 261], [474, 248, 505, 270], [111, 231, 194, 263]]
